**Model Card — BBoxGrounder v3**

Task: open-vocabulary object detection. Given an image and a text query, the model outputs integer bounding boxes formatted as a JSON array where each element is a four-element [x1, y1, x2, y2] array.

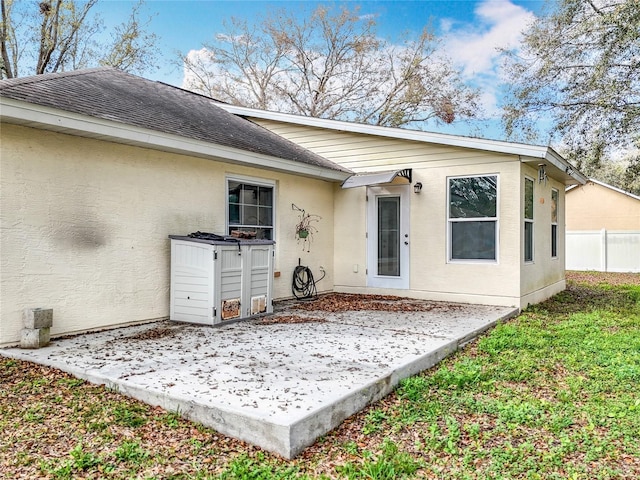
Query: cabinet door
[[218, 246, 243, 321], [247, 245, 273, 316], [170, 241, 214, 325]]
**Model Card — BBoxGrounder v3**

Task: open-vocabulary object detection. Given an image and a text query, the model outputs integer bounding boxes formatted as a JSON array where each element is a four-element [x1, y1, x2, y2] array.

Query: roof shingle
[[0, 67, 348, 173]]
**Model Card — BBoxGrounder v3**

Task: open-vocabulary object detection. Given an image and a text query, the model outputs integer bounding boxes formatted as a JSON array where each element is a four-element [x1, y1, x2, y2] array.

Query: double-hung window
[[448, 175, 498, 261], [551, 188, 558, 258], [524, 177, 534, 262], [227, 178, 274, 240]]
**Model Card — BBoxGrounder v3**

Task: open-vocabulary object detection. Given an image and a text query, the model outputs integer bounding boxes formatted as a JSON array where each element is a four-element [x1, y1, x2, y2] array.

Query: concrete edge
[[286, 308, 520, 457], [286, 339, 459, 458], [0, 349, 294, 457], [457, 308, 520, 348], [0, 308, 521, 459]]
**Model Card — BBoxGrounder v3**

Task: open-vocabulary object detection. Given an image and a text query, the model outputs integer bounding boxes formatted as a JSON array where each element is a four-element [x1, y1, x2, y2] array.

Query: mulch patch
[[293, 293, 463, 313], [121, 326, 181, 341], [256, 315, 327, 325]]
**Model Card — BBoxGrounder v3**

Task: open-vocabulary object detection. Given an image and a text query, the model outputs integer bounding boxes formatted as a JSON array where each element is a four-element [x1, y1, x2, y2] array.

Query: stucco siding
[[519, 164, 566, 305], [566, 182, 640, 231], [333, 187, 368, 287], [334, 157, 523, 307], [258, 118, 565, 308], [411, 161, 521, 306], [0, 124, 335, 345]]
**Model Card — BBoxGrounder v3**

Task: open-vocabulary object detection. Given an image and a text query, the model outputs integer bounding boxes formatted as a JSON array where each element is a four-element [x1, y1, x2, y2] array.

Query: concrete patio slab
[[0, 300, 517, 458]]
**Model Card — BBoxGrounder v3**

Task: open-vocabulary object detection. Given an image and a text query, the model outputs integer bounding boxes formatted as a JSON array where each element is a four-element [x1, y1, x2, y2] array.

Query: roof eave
[[544, 148, 588, 185], [217, 104, 557, 157], [217, 104, 589, 185], [585, 178, 640, 200], [0, 97, 350, 182]]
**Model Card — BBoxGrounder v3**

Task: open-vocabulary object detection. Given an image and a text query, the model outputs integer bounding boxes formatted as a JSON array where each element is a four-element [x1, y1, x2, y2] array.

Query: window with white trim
[[524, 177, 534, 262], [551, 188, 558, 258], [227, 178, 274, 240], [448, 175, 498, 261]]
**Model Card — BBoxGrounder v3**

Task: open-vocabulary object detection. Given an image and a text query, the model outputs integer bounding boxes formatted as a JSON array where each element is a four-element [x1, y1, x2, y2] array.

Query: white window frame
[[447, 174, 499, 264], [551, 188, 559, 259], [226, 174, 276, 241], [524, 176, 534, 263]]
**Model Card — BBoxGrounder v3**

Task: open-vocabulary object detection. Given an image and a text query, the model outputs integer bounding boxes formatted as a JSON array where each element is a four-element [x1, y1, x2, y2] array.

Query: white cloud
[[215, 33, 251, 45], [439, 19, 454, 34], [181, 47, 220, 93], [445, 0, 534, 77], [441, 0, 536, 117], [358, 13, 378, 21]]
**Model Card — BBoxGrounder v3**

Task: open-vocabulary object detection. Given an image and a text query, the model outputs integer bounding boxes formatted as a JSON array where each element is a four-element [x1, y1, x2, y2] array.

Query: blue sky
[[95, 0, 548, 140]]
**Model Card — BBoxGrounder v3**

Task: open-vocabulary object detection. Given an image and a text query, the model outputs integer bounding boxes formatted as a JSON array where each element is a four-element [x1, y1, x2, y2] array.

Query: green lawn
[[1, 272, 639, 479]]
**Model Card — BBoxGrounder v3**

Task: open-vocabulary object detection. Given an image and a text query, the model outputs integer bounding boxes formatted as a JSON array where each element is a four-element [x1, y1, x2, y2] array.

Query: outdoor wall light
[[414, 182, 423, 194], [538, 164, 547, 184]]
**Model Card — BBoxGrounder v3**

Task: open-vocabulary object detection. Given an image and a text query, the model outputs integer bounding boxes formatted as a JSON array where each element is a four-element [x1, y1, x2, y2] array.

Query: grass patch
[[337, 439, 423, 479], [42, 443, 103, 479], [112, 401, 149, 428], [218, 452, 309, 479], [1, 271, 639, 478]]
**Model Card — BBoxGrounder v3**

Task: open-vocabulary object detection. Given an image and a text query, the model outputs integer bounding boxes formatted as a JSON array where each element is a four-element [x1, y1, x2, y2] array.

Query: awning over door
[[341, 169, 412, 189]]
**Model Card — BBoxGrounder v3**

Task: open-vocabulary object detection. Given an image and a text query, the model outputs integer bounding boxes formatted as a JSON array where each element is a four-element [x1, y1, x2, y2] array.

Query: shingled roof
[[0, 67, 349, 174]]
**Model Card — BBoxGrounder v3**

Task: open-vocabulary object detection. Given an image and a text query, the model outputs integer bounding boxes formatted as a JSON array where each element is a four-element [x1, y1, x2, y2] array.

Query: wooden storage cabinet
[[169, 236, 275, 325]]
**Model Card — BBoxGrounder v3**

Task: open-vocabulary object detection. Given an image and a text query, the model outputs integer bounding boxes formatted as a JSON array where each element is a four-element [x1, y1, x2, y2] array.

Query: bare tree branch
[[0, 0, 14, 78], [1, 0, 158, 79], [180, 5, 480, 129]]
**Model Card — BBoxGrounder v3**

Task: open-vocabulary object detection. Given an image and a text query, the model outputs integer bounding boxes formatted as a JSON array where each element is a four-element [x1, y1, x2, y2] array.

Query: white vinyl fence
[[566, 230, 640, 273]]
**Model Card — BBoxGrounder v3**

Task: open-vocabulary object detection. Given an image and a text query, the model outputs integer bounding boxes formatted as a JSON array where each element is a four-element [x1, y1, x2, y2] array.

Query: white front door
[[367, 185, 410, 289]]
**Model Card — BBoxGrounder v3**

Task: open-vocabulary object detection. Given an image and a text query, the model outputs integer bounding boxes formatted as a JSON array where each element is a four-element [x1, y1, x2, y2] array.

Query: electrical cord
[[292, 264, 326, 300]]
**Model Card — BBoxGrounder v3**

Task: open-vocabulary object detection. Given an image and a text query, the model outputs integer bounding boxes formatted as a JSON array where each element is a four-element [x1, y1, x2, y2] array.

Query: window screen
[[448, 175, 498, 261], [524, 178, 534, 262], [228, 180, 274, 240]]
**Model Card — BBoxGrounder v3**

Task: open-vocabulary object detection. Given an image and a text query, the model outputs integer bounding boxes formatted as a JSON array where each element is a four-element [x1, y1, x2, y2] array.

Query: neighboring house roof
[[566, 178, 640, 201], [216, 103, 588, 185], [0, 68, 350, 180]]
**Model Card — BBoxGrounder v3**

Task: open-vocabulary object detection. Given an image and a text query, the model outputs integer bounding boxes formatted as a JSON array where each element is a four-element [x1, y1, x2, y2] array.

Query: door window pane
[[378, 196, 400, 276]]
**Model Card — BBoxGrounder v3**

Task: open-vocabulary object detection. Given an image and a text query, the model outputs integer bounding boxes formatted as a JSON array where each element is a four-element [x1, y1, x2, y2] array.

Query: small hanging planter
[[293, 204, 321, 252]]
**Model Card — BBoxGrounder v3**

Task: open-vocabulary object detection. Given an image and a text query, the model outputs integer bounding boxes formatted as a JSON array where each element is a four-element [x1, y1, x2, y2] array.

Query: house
[[565, 179, 640, 272], [215, 104, 587, 307], [0, 68, 586, 346], [0, 68, 350, 346]]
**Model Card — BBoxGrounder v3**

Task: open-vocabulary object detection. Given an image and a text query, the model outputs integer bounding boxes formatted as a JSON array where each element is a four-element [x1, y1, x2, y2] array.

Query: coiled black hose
[[292, 265, 325, 299]]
